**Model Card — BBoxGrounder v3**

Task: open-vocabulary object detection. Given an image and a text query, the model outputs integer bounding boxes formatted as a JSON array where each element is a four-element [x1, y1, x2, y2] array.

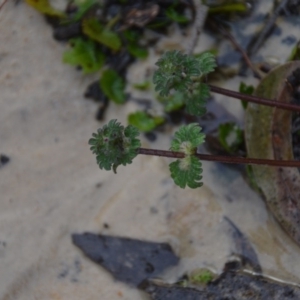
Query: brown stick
[[138, 148, 300, 167]]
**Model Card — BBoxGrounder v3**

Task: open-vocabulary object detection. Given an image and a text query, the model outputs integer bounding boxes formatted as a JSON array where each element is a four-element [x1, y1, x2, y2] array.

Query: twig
[[186, 2, 208, 55], [217, 26, 262, 79], [138, 148, 300, 167], [241, 0, 290, 73], [208, 84, 300, 113], [0, 0, 8, 10]]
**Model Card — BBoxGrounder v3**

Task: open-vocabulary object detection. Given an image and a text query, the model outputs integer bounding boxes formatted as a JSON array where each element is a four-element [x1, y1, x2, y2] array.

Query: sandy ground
[[1, 1, 300, 299]]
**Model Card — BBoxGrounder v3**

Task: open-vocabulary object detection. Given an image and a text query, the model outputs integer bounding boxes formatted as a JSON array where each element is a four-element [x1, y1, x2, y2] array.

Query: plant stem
[[208, 84, 300, 113], [138, 148, 300, 167]]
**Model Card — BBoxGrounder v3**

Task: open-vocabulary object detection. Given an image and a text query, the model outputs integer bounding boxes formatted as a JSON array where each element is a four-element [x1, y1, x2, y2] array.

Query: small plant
[[89, 51, 300, 189]]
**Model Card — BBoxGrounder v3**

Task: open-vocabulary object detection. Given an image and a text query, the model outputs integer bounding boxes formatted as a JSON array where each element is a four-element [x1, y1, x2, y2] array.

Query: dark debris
[[72, 233, 179, 287]]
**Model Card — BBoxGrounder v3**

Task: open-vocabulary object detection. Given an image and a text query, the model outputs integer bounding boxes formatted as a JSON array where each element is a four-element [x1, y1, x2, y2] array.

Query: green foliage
[[26, 0, 65, 18], [123, 30, 148, 59], [159, 92, 185, 112], [207, 3, 248, 14], [185, 82, 210, 116], [218, 122, 244, 153], [63, 38, 105, 74], [153, 51, 202, 97], [288, 41, 300, 61], [70, 0, 98, 22], [169, 124, 205, 188], [83, 18, 121, 51], [153, 50, 216, 116], [239, 82, 254, 109], [166, 7, 189, 23], [128, 111, 164, 132], [89, 119, 141, 173], [195, 52, 217, 76], [189, 269, 215, 285], [100, 69, 126, 104], [133, 81, 151, 91], [127, 44, 148, 59], [169, 156, 203, 189]]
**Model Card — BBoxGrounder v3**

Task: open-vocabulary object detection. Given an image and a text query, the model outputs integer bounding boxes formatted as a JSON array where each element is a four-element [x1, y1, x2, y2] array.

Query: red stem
[[138, 148, 300, 167], [208, 84, 300, 113]]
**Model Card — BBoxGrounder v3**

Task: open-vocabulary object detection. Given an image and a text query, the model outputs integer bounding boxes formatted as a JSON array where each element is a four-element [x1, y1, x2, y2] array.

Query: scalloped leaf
[[169, 155, 203, 188], [195, 52, 217, 76], [89, 119, 141, 173], [185, 82, 210, 116], [171, 123, 205, 155]]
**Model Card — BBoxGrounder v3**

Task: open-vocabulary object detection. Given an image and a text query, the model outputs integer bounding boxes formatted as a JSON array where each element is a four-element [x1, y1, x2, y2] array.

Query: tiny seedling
[[89, 50, 300, 189]]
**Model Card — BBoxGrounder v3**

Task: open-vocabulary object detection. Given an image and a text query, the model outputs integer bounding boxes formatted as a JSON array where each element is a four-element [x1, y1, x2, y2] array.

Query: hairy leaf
[[83, 18, 121, 51], [89, 119, 141, 173], [195, 52, 217, 76], [185, 82, 210, 116], [169, 156, 203, 188], [63, 38, 105, 73], [153, 51, 200, 96], [171, 123, 205, 155], [159, 92, 185, 112], [100, 69, 126, 104]]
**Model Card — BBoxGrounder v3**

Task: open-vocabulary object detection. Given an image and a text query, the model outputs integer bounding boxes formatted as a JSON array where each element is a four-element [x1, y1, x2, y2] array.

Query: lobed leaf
[[153, 51, 200, 97], [171, 123, 205, 155], [195, 52, 217, 76], [169, 156, 203, 189], [185, 82, 210, 116], [89, 119, 141, 173]]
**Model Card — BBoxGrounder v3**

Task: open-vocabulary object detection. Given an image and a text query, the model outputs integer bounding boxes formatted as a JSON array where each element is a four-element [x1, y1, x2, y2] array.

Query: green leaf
[[26, 0, 65, 18], [153, 51, 201, 96], [128, 111, 164, 132], [185, 82, 210, 116], [239, 82, 254, 109], [195, 52, 217, 76], [288, 41, 300, 61], [208, 3, 248, 14], [127, 43, 148, 59], [169, 156, 203, 188], [89, 119, 141, 173], [83, 18, 121, 51], [63, 38, 105, 74], [70, 0, 98, 22], [159, 92, 185, 112], [189, 269, 215, 285], [153, 51, 216, 97], [165, 7, 189, 23], [133, 81, 151, 91], [218, 122, 244, 153], [100, 69, 126, 104], [171, 123, 205, 155]]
